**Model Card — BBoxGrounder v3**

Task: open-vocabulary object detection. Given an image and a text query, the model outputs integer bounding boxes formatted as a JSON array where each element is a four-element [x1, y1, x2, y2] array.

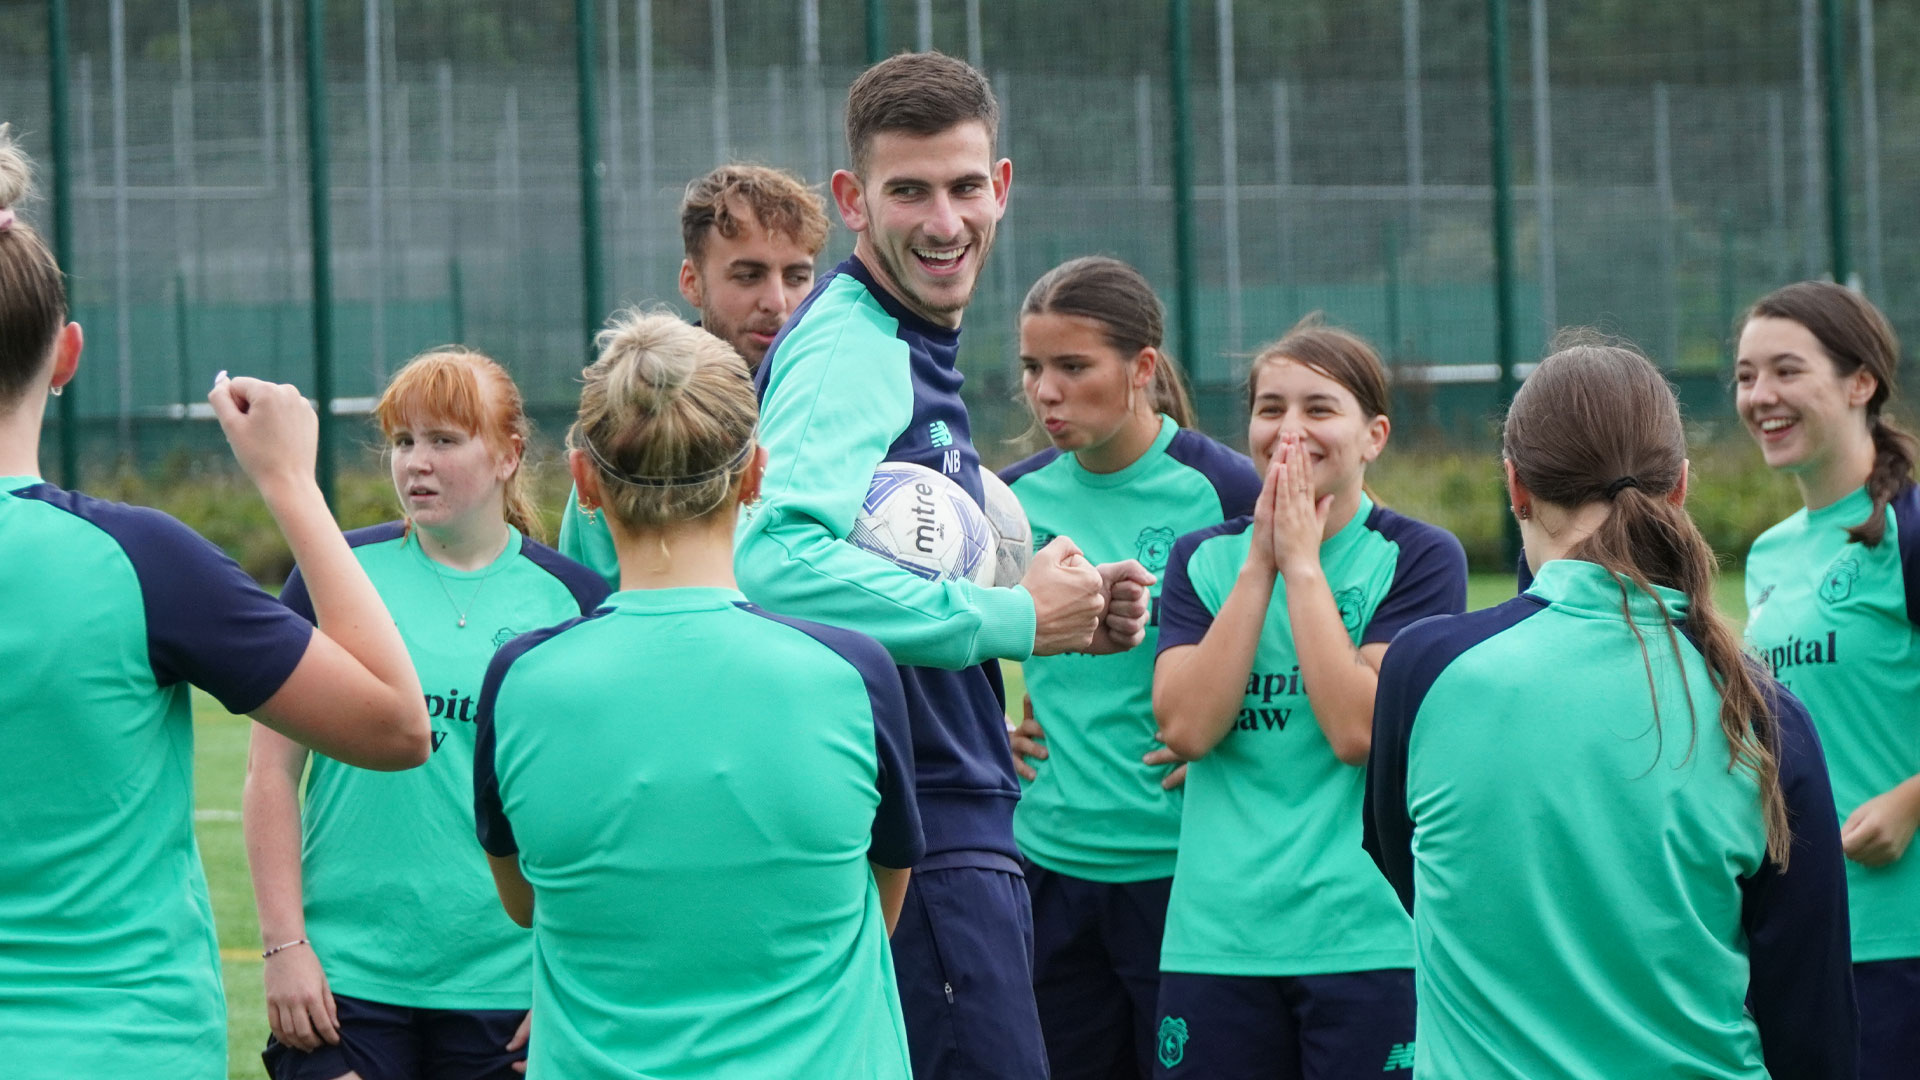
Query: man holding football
[[734, 51, 1153, 1080]]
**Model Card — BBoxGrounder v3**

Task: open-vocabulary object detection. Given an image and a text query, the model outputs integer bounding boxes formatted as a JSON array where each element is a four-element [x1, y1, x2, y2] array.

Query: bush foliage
[[99, 436, 1805, 584]]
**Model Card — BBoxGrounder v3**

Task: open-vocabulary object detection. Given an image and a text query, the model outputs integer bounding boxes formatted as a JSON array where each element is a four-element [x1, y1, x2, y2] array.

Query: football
[[848, 461, 994, 584], [977, 469, 1033, 588]]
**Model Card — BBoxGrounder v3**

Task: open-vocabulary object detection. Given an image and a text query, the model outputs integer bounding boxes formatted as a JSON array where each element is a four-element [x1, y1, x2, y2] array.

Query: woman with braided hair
[[1737, 281, 1920, 1078]]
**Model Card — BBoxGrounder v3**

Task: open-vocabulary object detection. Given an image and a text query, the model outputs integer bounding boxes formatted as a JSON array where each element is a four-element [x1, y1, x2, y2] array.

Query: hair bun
[[596, 313, 699, 415]]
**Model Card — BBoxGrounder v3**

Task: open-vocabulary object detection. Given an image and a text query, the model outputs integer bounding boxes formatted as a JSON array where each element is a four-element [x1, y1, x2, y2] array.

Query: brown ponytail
[[1505, 336, 1791, 866], [1744, 281, 1914, 547]]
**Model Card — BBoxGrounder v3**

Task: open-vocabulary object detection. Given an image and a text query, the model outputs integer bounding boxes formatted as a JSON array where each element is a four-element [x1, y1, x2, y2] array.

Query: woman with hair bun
[[1737, 281, 1920, 1078], [1369, 338, 1854, 1078], [245, 347, 608, 1079], [0, 126, 428, 1074], [474, 312, 924, 1079]]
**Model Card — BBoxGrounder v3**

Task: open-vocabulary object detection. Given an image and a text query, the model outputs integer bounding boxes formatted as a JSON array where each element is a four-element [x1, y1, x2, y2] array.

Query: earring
[[1511, 503, 1530, 521], [49, 385, 62, 397], [576, 500, 599, 525]]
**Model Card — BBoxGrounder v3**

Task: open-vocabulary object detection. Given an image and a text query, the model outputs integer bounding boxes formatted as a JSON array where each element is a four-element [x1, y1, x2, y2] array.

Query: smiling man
[[734, 52, 1153, 1080]]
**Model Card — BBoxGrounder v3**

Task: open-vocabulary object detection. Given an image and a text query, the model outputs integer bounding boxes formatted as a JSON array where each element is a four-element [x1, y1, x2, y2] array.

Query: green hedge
[[95, 438, 1806, 584], [1366, 438, 1805, 572]]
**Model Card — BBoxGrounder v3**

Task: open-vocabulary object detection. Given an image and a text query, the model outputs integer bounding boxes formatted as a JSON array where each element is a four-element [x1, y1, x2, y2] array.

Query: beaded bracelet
[[261, 938, 309, 959]]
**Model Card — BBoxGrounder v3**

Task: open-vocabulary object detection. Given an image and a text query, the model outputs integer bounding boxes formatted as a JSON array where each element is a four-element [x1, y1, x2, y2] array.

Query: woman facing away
[[246, 348, 608, 1080], [473, 312, 924, 1079], [1736, 281, 1920, 1078], [1368, 337, 1855, 1079], [0, 124, 428, 1076], [1149, 319, 1467, 1079], [1002, 256, 1260, 1080]]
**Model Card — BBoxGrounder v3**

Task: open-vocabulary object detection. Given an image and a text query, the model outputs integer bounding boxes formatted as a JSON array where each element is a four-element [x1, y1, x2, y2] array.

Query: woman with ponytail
[[1368, 339, 1854, 1078], [246, 348, 608, 1079], [1737, 281, 1920, 1078], [474, 312, 923, 1078], [0, 125, 428, 1075], [1002, 256, 1258, 1079]]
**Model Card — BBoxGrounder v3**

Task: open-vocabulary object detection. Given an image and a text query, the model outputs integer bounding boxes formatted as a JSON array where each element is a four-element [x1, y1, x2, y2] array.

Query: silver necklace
[[427, 532, 511, 628]]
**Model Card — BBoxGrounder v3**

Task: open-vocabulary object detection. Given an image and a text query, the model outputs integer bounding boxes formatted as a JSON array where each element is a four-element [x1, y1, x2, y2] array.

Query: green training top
[[1154, 495, 1466, 975], [1000, 416, 1261, 882], [0, 477, 315, 1076], [1745, 483, 1920, 963], [280, 522, 606, 1008], [1369, 558, 1855, 1079], [557, 491, 619, 593], [474, 587, 923, 1079]]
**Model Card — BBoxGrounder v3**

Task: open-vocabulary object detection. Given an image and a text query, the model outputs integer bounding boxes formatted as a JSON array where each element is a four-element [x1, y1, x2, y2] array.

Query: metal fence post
[[304, 0, 336, 507], [47, 0, 80, 487], [577, 0, 606, 357], [1169, 0, 1198, 373], [1822, 0, 1850, 285]]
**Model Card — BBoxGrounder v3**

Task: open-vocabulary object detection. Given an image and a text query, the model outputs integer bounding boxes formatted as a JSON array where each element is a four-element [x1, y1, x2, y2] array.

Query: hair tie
[[1603, 475, 1640, 498], [582, 433, 755, 489]]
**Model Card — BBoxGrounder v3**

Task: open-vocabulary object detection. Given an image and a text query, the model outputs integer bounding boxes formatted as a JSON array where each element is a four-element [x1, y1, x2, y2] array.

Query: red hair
[[373, 347, 542, 541]]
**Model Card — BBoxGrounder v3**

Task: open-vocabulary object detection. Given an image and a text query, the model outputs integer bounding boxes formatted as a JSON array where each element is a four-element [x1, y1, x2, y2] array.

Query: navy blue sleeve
[[1361, 511, 1469, 645], [280, 566, 315, 624], [472, 617, 592, 859], [1166, 429, 1263, 518], [1365, 597, 1546, 913], [519, 537, 614, 614], [998, 447, 1062, 487], [1741, 682, 1856, 1079], [737, 605, 925, 868], [49, 492, 315, 715], [1155, 520, 1245, 654], [1889, 483, 1920, 629]]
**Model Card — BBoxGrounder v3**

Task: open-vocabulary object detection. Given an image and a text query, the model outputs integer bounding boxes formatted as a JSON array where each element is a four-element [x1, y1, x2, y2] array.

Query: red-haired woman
[[244, 349, 608, 1079]]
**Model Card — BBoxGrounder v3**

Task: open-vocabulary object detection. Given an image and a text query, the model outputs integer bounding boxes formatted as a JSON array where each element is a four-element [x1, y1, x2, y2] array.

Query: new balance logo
[[1383, 1042, 1415, 1071], [928, 420, 953, 448]]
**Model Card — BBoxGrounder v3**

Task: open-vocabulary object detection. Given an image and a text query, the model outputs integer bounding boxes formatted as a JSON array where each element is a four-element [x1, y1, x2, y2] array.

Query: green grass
[[195, 571, 1746, 1075]]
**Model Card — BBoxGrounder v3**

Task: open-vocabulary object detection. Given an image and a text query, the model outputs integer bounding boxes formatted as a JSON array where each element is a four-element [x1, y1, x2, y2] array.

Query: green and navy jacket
[[1367, 558, 1854, 1079], [280, 522, 606, 1008], [1, 478, 316, 1076], [736, 255, 1036, 866], [1745, 482, 1920, 964], [1001, 417, 1260, 882]]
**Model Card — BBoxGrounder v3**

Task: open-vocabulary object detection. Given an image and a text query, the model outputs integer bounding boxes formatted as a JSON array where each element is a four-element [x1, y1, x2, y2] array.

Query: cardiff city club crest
[[1334, 586, 1366, 632], [1819, 555, 1860, 605], [491, 627, 520, 650], [1157, 1016, 1189, 1069], [1136, 526, 1177, 574]]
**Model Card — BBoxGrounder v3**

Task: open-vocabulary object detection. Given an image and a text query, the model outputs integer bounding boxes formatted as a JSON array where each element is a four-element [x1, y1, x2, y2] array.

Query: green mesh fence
[[1, 0, 1913, 476]]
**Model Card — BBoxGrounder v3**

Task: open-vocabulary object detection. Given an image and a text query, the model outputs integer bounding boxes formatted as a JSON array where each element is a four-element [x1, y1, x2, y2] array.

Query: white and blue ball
[[849, 461, 994, 584], [977, 469, 1033, 589]]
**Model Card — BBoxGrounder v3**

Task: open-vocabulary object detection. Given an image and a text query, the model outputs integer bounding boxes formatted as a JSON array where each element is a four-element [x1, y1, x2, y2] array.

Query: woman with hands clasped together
[[1147, 319, 1466, 1080], [0, 123, 427, 1077]]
